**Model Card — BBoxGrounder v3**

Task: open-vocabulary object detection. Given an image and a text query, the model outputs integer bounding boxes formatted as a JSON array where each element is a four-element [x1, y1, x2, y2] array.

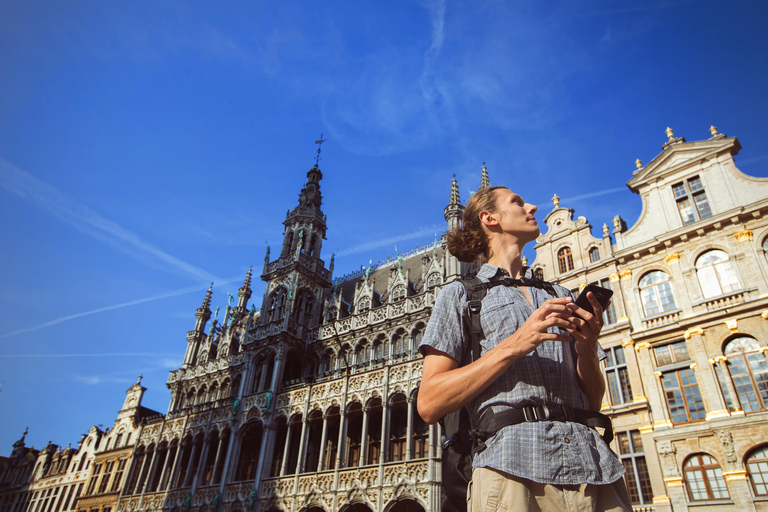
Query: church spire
[[237, 267, 252, 312], [480, 162, 489, 189], [444, 174, 464, 231]]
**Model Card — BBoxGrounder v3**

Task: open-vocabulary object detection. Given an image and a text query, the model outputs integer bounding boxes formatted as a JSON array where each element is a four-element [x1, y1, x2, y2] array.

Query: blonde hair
[[446, 186, 507, 263]]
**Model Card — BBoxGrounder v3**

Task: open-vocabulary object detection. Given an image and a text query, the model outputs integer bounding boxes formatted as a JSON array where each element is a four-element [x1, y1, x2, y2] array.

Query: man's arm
[[417, 296, 577, 424], [568, 291, 608, 412]]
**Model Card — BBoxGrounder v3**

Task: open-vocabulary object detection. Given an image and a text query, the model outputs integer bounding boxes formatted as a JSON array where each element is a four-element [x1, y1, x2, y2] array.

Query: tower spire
[[237, 267, 253, 312], [449, 174, 461, 206], [480, 162, 489, 189]]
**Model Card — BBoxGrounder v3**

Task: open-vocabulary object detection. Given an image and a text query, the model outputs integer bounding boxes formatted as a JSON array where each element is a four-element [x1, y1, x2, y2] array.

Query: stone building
[[532, 126, 768, 511], [0, 379, 159, 512], [5, 126, 768, 512]]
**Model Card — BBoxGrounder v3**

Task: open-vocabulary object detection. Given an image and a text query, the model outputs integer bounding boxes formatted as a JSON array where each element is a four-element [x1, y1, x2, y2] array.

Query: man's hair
[[446, 186, 508, 263]]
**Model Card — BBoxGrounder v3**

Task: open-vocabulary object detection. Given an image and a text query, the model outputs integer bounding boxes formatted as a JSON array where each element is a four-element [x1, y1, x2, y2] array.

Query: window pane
[[673, 183, 687, 198], [694, 192, 712, 219], [678, 198, 695, 225]]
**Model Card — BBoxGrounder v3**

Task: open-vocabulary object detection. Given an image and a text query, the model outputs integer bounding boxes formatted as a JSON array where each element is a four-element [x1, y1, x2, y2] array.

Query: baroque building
[[2, 127, 767, 512]]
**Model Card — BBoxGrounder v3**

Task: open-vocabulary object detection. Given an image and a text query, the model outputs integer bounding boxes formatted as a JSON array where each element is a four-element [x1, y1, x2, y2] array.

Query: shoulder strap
[[459, 277, 493, 362]]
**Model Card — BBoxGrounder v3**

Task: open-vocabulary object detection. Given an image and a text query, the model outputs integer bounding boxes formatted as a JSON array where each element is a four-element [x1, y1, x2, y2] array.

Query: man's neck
[[487, 242, 526, 279]]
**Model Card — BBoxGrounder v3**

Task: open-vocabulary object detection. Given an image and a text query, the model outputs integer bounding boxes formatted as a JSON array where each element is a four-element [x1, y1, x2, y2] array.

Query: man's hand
[[418, 296, 577, 424]]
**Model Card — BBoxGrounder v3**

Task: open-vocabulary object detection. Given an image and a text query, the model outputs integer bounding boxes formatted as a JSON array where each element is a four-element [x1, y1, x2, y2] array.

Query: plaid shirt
[[420, 264, 624, 485]]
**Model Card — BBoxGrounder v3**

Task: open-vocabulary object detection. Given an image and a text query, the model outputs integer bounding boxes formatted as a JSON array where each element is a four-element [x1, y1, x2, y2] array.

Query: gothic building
[[2, 127, 768, 512]]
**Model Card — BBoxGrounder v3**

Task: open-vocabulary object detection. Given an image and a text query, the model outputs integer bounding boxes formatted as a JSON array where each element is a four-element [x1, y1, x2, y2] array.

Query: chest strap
[[472, 404, 614, 449]]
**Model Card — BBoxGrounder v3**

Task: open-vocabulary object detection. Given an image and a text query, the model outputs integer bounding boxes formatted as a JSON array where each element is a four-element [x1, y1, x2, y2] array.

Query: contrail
[[0, 158, 217, 283], [561, 187, 627, 203], [0, 277, 242, 340], [335, 224, 444, 257], [0, 353, 177, 358]]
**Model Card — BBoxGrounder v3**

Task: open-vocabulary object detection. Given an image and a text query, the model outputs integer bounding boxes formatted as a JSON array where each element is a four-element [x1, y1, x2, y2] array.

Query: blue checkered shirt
[[420, 264, 624, 485]]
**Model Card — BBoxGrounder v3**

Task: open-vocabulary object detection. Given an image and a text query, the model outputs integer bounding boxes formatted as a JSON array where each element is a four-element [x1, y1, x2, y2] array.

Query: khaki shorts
[[468, 466, 632, 512]]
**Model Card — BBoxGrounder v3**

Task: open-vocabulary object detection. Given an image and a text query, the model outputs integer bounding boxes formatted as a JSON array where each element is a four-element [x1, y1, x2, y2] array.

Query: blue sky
[[1, 0, 767, 451]]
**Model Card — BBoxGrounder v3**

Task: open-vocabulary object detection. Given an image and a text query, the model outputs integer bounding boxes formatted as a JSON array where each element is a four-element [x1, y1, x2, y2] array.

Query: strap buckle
[[522, 404, 551, 421]]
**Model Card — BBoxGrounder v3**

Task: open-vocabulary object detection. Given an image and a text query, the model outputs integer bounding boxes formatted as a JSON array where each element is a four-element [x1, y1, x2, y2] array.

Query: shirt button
[[564, 437, 571, 444], [549, 368, 554, 373]]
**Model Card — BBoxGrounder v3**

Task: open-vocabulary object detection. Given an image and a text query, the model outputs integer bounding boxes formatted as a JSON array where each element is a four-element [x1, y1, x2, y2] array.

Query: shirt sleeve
[[418, 282, 469, 363]]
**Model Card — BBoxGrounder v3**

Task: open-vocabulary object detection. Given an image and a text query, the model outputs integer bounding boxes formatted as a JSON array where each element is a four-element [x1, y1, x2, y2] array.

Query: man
[[418, 186, 630, 511]]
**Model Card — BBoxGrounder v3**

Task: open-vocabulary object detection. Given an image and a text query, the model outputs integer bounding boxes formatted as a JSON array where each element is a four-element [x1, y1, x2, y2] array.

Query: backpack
[[439, 273, 556, 512]]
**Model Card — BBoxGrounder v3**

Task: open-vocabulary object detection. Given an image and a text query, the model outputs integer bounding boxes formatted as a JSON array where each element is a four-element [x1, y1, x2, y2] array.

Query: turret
[[444, 174, 464, 231], [237, 268, 252, 313], [480, 162, 489, 188], [184, 286, 212, 367]]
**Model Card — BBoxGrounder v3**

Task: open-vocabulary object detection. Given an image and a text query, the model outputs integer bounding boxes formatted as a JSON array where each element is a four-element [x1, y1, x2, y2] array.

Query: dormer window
[[427, 272, 441, 289], [358, 296, 371, 313], [673, 176, 712, 225], [392, 285, 407, 301]]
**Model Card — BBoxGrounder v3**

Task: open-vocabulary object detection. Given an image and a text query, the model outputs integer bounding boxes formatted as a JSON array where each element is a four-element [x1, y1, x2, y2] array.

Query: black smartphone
[[574, 284, 614, 316]]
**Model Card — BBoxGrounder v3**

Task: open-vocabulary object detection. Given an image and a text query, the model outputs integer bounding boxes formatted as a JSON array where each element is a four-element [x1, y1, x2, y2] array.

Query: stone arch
[[385, 498, 426, 512], [235, 420, 263, 482]]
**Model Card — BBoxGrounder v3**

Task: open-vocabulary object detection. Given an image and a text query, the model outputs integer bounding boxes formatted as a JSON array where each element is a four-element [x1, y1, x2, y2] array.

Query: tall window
[[684, 454, 729, 500], [357, 296, 371, 314], [557, 247, 574, 274], [392, 285, 407, 301], [98, 460, 114, 494], [389, 394, 408, 462], [639, 271, 676, 316], [605, 346, 633, 406], [655, 341, 705, 423], [267, 287, 287, 323], [86, 463, 102, 495], [110, 459, 126, 493], [747, 446, 768, 496], [588, 247, 601, 263], [661, 368, 706, 424], [696, 250, 740, 299], [616, 430, 653, 505], [673, 176, 712, 225], [724, 337, 768, 412]]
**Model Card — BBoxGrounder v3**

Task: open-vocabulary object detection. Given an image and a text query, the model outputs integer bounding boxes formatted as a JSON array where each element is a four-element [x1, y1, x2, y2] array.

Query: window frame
[[673, 175, 713, 225], [616, 430, 653, 505], [684, 453, 729, 501], [639, 271, 677, 317], [604, 346, 633, 406], [557, 246, 574, 274]]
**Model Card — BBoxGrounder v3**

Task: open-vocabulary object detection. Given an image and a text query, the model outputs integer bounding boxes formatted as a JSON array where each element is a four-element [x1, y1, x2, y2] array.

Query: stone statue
[[213, 491, 221, 511], [227, 293, 234, 306], [264, 390, 274, 411], [250, 304, 257, 317], [231, 397, 241, 421], [185, 493, 192, 512], [364, 260, 372, 280], [248, 488, 258, 512]]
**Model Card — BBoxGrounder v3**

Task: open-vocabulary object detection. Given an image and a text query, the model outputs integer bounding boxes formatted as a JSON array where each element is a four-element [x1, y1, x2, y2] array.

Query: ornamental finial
[[665, 127, 674, 140], [551, 193, 560, 208], [635, 159, 642, 169], [709, 125, 718, 137]]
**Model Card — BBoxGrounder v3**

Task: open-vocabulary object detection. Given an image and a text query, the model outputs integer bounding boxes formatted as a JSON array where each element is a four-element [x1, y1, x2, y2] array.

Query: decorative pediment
[[627, 136, 740, 192]]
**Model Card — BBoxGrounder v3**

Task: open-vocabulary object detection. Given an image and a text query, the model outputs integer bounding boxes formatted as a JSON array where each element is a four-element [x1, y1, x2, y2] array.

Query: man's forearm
[[576, 351, 606, 411]]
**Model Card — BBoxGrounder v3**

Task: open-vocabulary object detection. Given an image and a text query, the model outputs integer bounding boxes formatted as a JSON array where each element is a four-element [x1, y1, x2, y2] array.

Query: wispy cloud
[[578, 0, 697, 17], [561, 186, 627, 203], [336, 224, 444, 257], [0, 158, 218, 282], [0, 278, 242, 339]]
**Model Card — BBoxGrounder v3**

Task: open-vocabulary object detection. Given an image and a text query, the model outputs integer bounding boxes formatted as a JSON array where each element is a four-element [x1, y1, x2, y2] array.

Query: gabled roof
[[626, 136, 741, 193]]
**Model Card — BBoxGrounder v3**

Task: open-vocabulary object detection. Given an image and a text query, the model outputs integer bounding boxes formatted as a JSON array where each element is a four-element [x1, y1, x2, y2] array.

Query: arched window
[[696, 250, 740, 299], [292, 289, 315, 325], [346, 403, 363, 468], [304, 411, 323, 473], [389, 394, 408, 462], [269, 417, 287, 477], [411, 326, 424, 355], [267, 287, 287, 323], [373, 335, 388, 361], [411, 394, 428, 459], [724, 337, 768, 412], [357, 296, 371, 314], [427, 272, 441, 289], [358, 341, 371, 366], [285, 415, 302, 475], [764, 237, 768, 262], [639, 271, 676, 316], [684, 454, 729, 500], [323, 407, 341, 471], [236, 423, 263, 481], [392, 330, 407, 357], [320, 349, 336, 375], [588, 247, 601, 263], [534, 267, 544, 280], [366, 398, 383, 465], [557, 247, 574, 274], [392, 285, 407, 301], [747, 445, 768, 496]]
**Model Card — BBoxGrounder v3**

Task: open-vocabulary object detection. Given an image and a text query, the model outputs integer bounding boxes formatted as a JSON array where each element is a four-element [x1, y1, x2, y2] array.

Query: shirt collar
[[477, 263, 534, 280]]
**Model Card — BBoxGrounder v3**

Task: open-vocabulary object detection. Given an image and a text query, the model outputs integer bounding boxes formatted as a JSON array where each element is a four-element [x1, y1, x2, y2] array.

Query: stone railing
[[641, 309, 681, 331], [318, 291, 436, 340], [167, 354, 244, 384], [700, 289, 751, 312]]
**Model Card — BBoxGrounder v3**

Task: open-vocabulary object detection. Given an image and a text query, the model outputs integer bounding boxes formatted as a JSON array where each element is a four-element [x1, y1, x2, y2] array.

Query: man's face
[[491, 188, 539, 243]]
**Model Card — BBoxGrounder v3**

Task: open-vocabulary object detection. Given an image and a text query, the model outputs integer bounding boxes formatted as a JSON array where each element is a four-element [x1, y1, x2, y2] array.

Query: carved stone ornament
[[619, 269, 632, 281], [664, 252, 680, 265], [734, 228, 753, 242], [657, 440, 680, 477], [716, 431, 738, 463]]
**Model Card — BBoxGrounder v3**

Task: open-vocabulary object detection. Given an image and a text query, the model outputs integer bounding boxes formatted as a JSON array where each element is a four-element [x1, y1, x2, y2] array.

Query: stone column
[[405, 397, 414, 461], [712, 356, 742, 414], [167, 443, 185, 490], [621, 338, 647, 405], [183, 442, 200, 487], [191, 436, 210, 492], [317, 414, 329, 472], [211, 435, 227, 485], [358, 408, 369, 467], [335, 411, 348, 470], [296, 418, 309, 473], [155, 449, 172, 491], [251, 424, 275, 500], [684, 328, 728, 420], [656, 440, 687, 512], [279, 422, 293, 476], [635, 342, 672, 430], [134, 450, 151, 494], [380, 403, 391, 464]]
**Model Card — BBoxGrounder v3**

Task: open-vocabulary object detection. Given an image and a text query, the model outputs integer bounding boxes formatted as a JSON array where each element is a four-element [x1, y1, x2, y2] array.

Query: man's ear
[[478, 210, 498, 227]]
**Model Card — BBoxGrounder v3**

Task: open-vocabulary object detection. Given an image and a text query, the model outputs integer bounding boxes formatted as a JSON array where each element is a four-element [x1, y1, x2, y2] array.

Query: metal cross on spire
[[314, 133, 327, 167]]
